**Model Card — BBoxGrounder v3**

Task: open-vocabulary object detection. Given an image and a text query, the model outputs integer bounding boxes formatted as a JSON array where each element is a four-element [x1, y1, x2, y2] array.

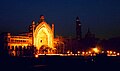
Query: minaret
[[76, 16, 82, 40], [85, 28, 95, 39], [32, 21, 35, 46], [52, 24, 54, 37], [52, 24, 54, 48]]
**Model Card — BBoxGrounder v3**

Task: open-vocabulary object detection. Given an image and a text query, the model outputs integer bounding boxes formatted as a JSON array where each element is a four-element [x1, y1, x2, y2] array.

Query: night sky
[[0, 0, 120, 39]]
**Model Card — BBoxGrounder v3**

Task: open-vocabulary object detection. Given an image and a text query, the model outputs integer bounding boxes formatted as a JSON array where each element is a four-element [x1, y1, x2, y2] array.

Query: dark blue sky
[[0, 0, 120, 39]]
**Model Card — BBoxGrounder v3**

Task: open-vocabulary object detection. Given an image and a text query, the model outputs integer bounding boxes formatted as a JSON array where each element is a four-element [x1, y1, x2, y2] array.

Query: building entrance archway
[[34, 21, 54, 52]]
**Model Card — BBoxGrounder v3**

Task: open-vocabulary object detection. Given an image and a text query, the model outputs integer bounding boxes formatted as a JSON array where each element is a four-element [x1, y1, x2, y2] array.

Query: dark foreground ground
[[0, 55, 120, 71]]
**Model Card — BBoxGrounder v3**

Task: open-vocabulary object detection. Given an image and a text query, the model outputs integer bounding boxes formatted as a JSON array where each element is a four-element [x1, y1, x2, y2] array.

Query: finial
[[32, 20, 35, 25], [76, 16, 80, 21], [40, 15, 45, 21], [87, 28, 91, 34], [38, 15, 45, 23]]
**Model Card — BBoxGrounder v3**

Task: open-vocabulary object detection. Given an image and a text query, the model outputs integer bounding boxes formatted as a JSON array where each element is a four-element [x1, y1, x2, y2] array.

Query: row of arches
[[7, 46, 34, 56], [7, 45, 56, 56]]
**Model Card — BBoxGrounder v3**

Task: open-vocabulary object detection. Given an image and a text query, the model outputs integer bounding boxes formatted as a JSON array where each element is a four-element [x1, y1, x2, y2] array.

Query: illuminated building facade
[[0, 15, 55, 56]]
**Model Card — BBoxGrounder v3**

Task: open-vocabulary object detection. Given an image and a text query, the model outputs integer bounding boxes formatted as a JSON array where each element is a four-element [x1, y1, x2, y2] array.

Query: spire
[[32, 20, 35, 25], [76, 16, 80, 21], [85, 28, 95, 39], [87, 28, 91, 34]]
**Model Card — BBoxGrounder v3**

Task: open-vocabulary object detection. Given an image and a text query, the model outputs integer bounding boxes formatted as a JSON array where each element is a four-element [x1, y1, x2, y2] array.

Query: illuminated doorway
[[34, 20, 54, 53]]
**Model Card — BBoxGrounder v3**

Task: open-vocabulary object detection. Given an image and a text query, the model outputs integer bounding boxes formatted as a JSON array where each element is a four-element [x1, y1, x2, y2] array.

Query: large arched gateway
[[33, 15, 55, 53]]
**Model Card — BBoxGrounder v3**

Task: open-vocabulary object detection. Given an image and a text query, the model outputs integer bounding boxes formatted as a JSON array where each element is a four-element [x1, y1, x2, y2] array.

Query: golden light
[[70, 52, 73, 54], [75, 54, 78, 56], [35, 54, 38, 58], [93, 53, 96, 56], [34, 22, 54, 53], [86, 52, 88, 54], [67, 50, 70, 54], [110, 51, 112, 54], [88, 51, 91, 54], [117, 53, 120, 56], [34, 27, 52, 49], [113, 51, 116, 54], [90, 54, 93, 56], [107, 51, 109, 53], [92, 47, 100, 53], [101, 51, 104, 53], [82, 51, 85, 54], [77, 51, 80, 54]]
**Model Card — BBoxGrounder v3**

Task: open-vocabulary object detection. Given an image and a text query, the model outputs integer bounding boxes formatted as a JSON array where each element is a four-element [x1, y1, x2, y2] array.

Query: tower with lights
[[76, 16, 82, 40]]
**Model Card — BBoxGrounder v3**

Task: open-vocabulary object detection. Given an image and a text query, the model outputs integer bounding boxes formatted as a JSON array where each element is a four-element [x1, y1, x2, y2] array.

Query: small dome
[[40, 15, 45, 20]]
